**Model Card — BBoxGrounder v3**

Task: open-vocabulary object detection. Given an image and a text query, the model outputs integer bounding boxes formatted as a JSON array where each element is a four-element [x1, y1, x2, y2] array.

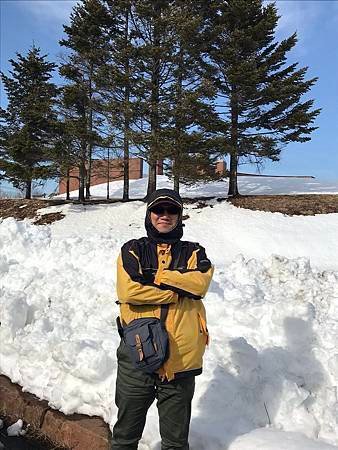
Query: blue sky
[[1, 0, 338, 193]]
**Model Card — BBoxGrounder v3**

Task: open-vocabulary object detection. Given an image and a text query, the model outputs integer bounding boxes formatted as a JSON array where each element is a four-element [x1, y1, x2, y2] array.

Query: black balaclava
[[145, 188, 184, 244]]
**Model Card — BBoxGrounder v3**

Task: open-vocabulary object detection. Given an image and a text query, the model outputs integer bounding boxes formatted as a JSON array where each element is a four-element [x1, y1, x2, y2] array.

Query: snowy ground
[[1, 177, 337, 449], [56, 174, 338, 199]]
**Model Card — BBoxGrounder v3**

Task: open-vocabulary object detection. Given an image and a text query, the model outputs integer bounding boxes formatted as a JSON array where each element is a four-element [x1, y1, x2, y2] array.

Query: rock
[[0, 375, 48, 429], [0, 375, 111, 449], [41, 410, 111, 450]]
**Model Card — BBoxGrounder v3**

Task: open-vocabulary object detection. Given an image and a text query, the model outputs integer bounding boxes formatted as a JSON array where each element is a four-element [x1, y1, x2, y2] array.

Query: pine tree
[[163, 0, 223, 192], [205, 0, 320, 196], [0, 46, 58, 199], [96, 0, 136, 201], [130, 0, 180, 198], [59, 0, 116, 201], [130, 0, 224, 195], [50, 106, 86, 200]]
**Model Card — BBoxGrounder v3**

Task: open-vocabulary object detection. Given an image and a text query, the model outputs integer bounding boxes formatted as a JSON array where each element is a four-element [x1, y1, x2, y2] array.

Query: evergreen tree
[[206, 0, 320, 196], [50, 105, 86, 200], [59, 0, 116, 201], [96, 0, 136, 201], [0, 46, 58, 199], [163, 0, 223, 192], [131, 0, 224, 195], [131, 0, 179, 198]]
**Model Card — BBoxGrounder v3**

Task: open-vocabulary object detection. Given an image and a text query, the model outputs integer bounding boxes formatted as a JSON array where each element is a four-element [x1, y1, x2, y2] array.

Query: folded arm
[[116, 245, 178, 305], [154, 244, 214, 299]]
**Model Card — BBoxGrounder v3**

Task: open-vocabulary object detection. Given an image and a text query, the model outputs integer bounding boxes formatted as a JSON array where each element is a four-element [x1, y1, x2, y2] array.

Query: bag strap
[[116, 316, 124, 338], [160, 303, 169, 323]]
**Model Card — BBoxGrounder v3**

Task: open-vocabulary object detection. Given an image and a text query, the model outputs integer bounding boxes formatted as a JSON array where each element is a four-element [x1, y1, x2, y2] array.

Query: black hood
[[145, 189, 184, 244]]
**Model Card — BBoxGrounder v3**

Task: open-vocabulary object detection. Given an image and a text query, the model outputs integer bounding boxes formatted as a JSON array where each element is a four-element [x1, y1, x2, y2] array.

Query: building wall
[[59, 158, 143, 195], [216, 160, 227, 175]]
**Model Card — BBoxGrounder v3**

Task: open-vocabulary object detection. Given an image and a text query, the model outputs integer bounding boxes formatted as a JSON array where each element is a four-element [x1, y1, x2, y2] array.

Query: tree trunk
[[85, 144, 92, 199], [228, 153, 239, 197], [123, 134, 129, 201], [146, 161, 157, 199], [123, 4, 130, 202], [228, 88, 239, 197], [25, 180, 32, 199], [86, 72, 93, 200], [66, 168, 70, 200], [107, 147, 110, 200], [146, 2, 161, 199], [173, 44, 183, 196], [78, 160, 86, 202], [173, 173, 180, 193]]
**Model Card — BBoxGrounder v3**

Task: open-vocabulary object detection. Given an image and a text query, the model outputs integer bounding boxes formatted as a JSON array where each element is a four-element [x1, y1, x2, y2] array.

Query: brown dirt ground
[[226, 194, 338, 216], [0, 199, 65, 224], [0, 195, 337, 225]]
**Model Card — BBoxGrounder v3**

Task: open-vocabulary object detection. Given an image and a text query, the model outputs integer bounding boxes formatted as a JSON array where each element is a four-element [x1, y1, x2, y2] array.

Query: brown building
[[215, 160, 227, 175], [59, 158, 143, 195]]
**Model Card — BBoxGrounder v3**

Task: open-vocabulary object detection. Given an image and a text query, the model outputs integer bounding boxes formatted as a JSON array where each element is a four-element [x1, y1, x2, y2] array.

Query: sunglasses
[[150, 205, 181, 215]]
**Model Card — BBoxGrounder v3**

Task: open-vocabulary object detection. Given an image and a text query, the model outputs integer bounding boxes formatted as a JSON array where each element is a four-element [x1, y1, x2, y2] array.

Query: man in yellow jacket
[[112, 188, 214, 450]]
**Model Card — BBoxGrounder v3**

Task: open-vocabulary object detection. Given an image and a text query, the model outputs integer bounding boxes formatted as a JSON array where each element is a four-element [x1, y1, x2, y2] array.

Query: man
[[112, 188, 214, 450]]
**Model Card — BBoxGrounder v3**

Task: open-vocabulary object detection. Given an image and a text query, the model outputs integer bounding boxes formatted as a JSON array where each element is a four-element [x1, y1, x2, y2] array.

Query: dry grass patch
[[1, 195, 337, 223], [227, 194, 338, 216]]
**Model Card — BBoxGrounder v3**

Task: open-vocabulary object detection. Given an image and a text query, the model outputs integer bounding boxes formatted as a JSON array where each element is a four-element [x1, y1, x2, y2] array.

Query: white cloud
[[273, 0, 333, 39], [263, 0, 336, 57], [18, 0, 79, 25]]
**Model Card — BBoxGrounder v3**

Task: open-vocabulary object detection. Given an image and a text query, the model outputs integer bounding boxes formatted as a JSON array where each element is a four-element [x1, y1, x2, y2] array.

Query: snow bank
[[228, 429, 338, 450], [1, 212, 337, 449]]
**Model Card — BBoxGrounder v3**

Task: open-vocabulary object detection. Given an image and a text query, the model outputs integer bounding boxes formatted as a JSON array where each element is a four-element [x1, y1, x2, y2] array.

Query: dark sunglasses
[[150, 205, 181, 215]]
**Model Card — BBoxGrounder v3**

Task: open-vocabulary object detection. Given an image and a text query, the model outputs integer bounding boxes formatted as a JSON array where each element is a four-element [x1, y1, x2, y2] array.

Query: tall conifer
[[0, 46, 58, 199], [96, 0, 136, 201], [163, 0, 222, 192], [59, 0, 115, 201], [205, 0, 320, 196], [130, 0, 179, 198]]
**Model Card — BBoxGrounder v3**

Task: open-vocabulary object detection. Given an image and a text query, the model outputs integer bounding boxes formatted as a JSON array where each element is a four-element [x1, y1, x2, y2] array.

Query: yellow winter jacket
[[116, 237, 214, 381]]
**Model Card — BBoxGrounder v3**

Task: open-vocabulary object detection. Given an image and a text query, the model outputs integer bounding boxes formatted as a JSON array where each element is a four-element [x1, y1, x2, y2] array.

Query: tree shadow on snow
[[190, 313, 327, 450]]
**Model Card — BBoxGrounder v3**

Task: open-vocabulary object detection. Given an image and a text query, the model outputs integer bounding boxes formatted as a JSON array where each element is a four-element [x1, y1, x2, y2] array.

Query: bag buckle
[[135, 334, 144, 361]]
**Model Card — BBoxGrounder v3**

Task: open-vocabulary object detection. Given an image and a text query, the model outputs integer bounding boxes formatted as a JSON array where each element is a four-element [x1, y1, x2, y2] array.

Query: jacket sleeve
[[116, 243, 178, 306], [154, 244, 214, 299]]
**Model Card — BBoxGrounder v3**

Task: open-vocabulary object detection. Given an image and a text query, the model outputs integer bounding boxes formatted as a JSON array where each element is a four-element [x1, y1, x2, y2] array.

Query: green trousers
[[111, 341, 195, 450]]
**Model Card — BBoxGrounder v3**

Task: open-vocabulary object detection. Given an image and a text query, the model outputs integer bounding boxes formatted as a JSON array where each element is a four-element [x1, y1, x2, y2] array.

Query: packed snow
[[6, 419, 26, 437], [1, 176, 337, 450]]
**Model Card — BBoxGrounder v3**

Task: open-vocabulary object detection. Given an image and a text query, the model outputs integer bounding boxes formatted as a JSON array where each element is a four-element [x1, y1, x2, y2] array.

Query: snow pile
[[6, 419, 26, 437], [1, 193, 338, 449], [188, 255, 338, 448], [228, 429, 338, 450]]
